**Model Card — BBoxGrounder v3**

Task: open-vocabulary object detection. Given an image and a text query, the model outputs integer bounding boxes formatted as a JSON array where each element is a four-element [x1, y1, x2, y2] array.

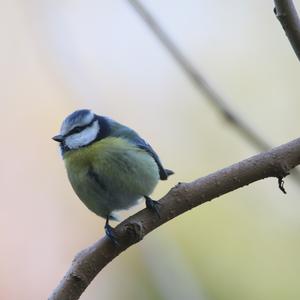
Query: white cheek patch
[[65, 121, 100, 149]]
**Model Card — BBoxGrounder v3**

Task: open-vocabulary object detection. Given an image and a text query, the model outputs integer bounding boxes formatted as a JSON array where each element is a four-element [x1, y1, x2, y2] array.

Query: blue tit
[[52, 109, 173, 241]]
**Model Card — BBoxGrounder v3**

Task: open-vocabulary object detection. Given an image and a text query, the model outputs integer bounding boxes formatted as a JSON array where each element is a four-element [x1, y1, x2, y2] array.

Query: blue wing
[[133, 137, 173, 180], [105, 117, 174, 180]]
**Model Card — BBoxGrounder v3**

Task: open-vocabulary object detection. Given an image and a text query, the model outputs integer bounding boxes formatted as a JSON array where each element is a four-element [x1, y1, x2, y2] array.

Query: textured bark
[[49, 137, 300, 300], [274, 0, 300, 61]]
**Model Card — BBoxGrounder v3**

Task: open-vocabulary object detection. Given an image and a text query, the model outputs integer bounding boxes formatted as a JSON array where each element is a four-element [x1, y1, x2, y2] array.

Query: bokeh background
[[1, 1, 300, 299]]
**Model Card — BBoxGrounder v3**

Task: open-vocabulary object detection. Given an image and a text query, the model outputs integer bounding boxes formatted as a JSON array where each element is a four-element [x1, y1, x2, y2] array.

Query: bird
[[52, 109, 173, 243]]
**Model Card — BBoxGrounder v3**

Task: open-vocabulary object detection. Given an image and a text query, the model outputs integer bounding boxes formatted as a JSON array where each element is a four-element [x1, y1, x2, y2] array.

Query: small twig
[[49, 136, 300, 300], [274, 0, 300, 61], [278, 176, 288, 194]]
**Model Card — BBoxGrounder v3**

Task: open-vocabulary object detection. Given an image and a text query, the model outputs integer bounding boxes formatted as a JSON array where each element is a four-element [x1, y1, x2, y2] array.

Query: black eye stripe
[[71, 126, 83, 134], [64, 116, 97, 137], [60, 115, 110, 155]]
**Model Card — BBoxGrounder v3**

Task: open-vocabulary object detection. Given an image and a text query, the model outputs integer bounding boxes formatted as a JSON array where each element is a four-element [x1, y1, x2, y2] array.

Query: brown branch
[[49, 137, 300, 300], [127, 0, 300, 182], [274, 0, 300, 61]]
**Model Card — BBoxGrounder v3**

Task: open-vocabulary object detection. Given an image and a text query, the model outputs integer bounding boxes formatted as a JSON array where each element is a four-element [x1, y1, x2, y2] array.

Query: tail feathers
[[165, 169, 174, 176], [160, 168, 174, 180]]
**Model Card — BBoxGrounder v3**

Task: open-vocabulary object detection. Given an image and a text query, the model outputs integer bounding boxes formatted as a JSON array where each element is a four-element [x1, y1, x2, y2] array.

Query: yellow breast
[[63, 137, 160, 217]]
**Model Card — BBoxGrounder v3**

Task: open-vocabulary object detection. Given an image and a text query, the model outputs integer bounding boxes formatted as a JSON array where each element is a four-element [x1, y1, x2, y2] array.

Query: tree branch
[[49, 137, 300, 300], [127, 0, 271, 151], [127, 0, 300, 182], [274, 0, 300, 61]]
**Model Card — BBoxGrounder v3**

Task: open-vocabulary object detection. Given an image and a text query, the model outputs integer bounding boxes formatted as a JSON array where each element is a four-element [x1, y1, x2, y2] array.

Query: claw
[[145, 196, 161, 218], [105, 216, 120, 246]]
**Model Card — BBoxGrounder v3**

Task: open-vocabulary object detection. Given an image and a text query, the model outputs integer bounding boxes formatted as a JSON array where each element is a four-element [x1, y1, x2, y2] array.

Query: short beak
[[52, 134, 64, 143]]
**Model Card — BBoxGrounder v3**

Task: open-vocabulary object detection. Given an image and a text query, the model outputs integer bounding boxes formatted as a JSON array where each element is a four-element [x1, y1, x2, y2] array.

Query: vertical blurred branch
[[274, 0, 300, 61], [127, 0, 300, 181]]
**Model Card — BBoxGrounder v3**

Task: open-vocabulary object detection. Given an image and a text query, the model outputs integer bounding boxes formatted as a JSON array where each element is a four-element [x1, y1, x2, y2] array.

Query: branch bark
[[274, 0, 300, 61], [127, 0, 300, 182], [49, 137, 300, 300]]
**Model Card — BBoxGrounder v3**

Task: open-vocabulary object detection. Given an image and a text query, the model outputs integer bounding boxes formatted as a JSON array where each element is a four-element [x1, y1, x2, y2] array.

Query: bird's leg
[[144, 195, 161, 218], [104, 216, 119, 246]]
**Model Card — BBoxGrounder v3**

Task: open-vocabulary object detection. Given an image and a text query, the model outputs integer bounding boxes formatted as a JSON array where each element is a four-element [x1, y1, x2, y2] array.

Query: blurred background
[[1, 0, 300, 299]]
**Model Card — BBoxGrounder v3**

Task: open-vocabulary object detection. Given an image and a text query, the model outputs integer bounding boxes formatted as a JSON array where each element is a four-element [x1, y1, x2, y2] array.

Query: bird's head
[[52, 109, 100, 152]]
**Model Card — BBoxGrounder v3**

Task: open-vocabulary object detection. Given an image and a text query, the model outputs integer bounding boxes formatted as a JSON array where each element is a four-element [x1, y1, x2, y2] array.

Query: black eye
[[73, 127, 82, 133], [70, 126, 83, 135]]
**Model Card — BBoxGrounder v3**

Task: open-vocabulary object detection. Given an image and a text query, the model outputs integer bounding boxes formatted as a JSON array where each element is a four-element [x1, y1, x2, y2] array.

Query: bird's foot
[[145, 196, 161, 218], [105, 216, 120, 246]]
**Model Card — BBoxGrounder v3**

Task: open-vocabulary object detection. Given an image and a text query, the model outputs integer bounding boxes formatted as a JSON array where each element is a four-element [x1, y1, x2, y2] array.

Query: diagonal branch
[[127, 0, 271, 151], [49, 136, 300, 300], [274, 0, 300, 61], [128, 0, 300, 183], [127, 0, 300, 182]]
